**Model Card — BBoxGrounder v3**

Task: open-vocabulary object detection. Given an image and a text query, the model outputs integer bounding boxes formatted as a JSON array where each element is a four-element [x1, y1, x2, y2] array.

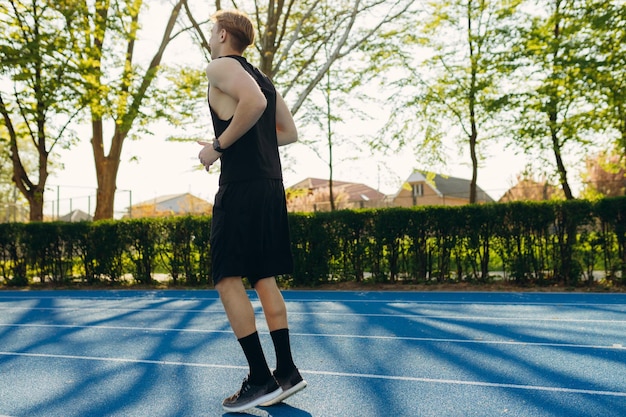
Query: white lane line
[[1, 323, 625, 351], [1, 306, 625, 324], [309, 369, 626, 398], [0, 294, 223, 302], [0, 350, 624, 398], [288, 332, 626, 351], [290, 314, 626, 323], [0, 323, 233, 334], [0, 306, 227, 314], [1, 294, 625, 307], [0, 350, 246, 370]]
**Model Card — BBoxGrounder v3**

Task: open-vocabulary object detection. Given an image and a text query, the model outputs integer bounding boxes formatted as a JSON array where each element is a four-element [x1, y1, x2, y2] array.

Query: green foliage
[[456, 203, 504, 282], [159, 216, 212, 286], [23, 222, 76, 284], [503, 0, 626, 199], [594, 197, 626, 284], [580, 0, 626, 155], [328, 209, 371, 282], [0, 222, 28, 286], [123, 218, 161, 285], [289, 212, 333, 286], [494, 201, 554, 283], [0, 0, 83, 220], [86, 220, 130, 283], [1, 198, 626, 288], [380, 0, 524, 200], [375, 0, 623, 203], [551, 199, 594, 285]]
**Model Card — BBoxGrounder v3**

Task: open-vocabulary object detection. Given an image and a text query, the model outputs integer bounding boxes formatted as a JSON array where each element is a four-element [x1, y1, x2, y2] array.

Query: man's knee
[[256, 279, 286, 316], [215, 276, 244, 298]]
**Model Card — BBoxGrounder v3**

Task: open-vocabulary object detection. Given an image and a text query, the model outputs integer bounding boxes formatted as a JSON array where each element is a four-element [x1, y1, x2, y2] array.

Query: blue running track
[[0, 290, 625, 416]]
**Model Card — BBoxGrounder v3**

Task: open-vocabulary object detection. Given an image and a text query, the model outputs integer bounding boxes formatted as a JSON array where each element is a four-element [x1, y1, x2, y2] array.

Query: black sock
[[270, 328, 296, 377], [238, 331, 271, 385]]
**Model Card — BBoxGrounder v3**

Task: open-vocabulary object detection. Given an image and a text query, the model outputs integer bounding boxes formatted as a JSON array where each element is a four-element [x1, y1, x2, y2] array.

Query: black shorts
[[210, 178, 294, 287]]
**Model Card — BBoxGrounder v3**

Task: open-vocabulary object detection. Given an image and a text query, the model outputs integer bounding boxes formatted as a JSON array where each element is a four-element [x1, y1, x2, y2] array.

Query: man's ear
[[219, 28, 227, 42]]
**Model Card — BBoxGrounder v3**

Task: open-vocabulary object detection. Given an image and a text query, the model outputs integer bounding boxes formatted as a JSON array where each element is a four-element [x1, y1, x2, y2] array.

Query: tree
[[187, 0, 418, 190], [581, 0, 626, 162], [299, 10, 373, 212], [234, 1, 417, 110], [0, 0, 81, 221], [508, 0, 602, 200], [0, 125, 31, 222], [60, 0, 200, 220], [379, 0, 523, 203], [78, 0, 416, 219], [186, 0, 418, 110], [0, 128, 27, 222]]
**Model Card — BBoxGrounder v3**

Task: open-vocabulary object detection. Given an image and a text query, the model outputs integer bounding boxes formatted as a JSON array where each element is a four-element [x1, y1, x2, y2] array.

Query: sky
[[42, 2, 570, 218]]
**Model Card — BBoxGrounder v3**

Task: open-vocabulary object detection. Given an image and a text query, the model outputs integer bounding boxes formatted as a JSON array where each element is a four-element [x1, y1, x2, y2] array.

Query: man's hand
[[198, 140, 221, 171]]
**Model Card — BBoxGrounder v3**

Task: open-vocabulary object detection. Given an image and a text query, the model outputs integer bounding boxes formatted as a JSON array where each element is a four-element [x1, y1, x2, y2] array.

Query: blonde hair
[[211, 10, 255, 52]]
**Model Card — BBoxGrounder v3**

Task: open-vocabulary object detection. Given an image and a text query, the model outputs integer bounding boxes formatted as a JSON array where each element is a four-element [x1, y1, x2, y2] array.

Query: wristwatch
[[213, 138, 227, 153]]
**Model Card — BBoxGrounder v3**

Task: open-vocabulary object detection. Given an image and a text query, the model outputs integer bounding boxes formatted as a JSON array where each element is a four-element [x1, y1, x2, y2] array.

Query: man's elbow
[[284, 135, 298, 146], [278, 129, 298, 146], [287, 128, 298, 144]]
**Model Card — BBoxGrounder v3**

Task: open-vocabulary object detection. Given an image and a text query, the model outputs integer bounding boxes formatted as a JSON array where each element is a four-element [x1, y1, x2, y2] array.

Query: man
[[197, 9, 307, 413]]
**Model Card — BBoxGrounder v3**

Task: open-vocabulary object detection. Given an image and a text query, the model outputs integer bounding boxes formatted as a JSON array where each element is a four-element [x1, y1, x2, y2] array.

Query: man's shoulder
[[205, 56, 247, 82], [207, 56, 244, 70]]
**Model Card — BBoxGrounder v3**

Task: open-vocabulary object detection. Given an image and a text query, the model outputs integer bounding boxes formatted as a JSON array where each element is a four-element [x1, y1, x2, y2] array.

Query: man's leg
[[254, 277, 288, 331], [216, 276, 272, 383], [216, 276, 280, 412], [255, 277, 307, 405], [216, 276, 257, 338], [255, 277, 295, 373]]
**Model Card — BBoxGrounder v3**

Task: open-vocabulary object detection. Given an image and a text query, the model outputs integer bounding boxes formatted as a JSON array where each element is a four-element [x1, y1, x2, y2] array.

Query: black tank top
[[208, 55, 283, 185]]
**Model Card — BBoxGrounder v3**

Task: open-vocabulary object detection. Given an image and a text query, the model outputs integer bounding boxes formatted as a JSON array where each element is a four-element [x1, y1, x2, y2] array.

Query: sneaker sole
[[222, 386, 282, 413], [260, 379, 307, 406]]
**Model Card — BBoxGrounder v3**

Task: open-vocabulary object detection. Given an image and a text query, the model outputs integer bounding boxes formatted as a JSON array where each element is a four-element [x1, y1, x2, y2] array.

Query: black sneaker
[[222, 375, 282, 413], [260, 368, 307, 406]]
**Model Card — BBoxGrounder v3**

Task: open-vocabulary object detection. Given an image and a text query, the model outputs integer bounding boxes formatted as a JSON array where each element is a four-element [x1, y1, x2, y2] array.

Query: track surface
[[0, 290, 625, 416]]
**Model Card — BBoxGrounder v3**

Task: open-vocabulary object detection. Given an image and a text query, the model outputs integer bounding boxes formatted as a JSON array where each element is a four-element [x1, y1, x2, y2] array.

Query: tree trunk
[[468, 85, 478, 202], [549, 114, 574, 200], [1, 94, 48, 222], [92, 121, 126, 220], [257, 0, 283, 79], [28, 190, 45, 222], [548, 3, 573, 201], [467, 2, 478, 204], [94, 162, 120, 220], [469, 121, 478, 204], [88, 1, 183, 220], [553, 142, 574, 200]]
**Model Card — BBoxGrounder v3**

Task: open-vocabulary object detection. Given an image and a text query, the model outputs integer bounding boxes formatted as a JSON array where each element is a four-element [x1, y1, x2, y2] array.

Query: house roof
[[288, 177, 353, 190], [58, 209, 93, 222], [407, 171, 494, 202], [133, 193, 190, 207], [133, 193, 207, 205], [499, 179, 563, 202], [288, 177, 385, 202], [130, 193, 212, 214]]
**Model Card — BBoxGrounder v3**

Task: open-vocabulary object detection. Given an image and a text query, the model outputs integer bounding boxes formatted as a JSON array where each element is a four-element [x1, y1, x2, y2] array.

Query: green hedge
[[0, 197, 625, 287]]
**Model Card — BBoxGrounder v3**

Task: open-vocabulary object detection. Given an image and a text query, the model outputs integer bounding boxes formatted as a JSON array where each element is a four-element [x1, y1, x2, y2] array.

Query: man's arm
[[276, 91, 298, 146], [198, 58, 267, 170], [206, 58, 267, 149]]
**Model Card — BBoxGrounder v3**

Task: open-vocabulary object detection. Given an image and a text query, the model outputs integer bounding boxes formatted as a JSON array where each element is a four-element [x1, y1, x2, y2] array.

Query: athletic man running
[[198, 9, 307, 413]]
